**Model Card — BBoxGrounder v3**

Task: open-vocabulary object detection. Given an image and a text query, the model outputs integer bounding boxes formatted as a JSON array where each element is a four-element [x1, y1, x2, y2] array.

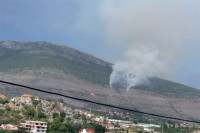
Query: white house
[[21, 121, 47, 133], [0, 124, 18, 131]]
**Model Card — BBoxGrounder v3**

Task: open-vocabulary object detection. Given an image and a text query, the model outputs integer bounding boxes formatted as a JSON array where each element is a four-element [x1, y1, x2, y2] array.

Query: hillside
[[0, 95, 83, 125], [0, 41, 200, 121], [0, 41, 112, 85]]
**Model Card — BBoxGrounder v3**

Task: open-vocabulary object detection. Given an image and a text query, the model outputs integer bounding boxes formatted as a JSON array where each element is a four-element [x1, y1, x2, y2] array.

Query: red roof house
[[0, 94, 7, 99], [79, 128, 95, 133]]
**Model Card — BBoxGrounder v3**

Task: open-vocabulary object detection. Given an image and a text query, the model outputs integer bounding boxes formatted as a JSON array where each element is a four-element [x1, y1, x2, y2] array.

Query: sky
[[0, 0, 200, 89]]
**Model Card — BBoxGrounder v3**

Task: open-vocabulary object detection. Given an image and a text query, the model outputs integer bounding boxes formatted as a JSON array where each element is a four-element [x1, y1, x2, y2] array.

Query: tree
[[25, 108, 35, 118], [17, 127, 26, 133], [81, 115, 87, 123], [0, 129, 11, 133], [51, 118, 62, 131], [53, 112, 59, 119], [32, 98, 40, 107], [0, 99, 9, 105], [94, 124, 105, 133], [5, 106, 11, 111], [38, 112, 46, 119], [0, 109, 5, 116], [60, 111, 66, 122]]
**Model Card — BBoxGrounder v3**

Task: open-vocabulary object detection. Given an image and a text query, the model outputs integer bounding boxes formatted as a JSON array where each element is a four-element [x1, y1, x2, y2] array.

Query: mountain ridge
[[0, 40, 200, 121]]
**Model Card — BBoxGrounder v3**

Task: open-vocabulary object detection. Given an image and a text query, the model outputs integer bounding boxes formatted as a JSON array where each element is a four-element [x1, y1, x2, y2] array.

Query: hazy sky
[[0, 0, 200, 89]]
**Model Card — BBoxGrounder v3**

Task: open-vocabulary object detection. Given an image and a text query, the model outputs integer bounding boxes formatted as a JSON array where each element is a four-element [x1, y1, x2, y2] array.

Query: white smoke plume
[[101, 0, 200, 90]]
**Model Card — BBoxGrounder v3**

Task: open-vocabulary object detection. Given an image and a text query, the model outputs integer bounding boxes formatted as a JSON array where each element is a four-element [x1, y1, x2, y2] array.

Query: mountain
[[0, 41, 200, 121], [0, 41, 112, 85]]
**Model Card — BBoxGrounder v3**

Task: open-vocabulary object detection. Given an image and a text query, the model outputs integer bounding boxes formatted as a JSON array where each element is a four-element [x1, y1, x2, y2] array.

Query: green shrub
[[32, 98, 40, 107], [0, 129, 12, 133], [38, 112, 46, 119], [5, 105, 11, 111], [53, 112, 59, 119], [24, 107, 35, 118], [0, 99, 9, 105], [0, 109, 5, 115], [60, 111, 66, 122]]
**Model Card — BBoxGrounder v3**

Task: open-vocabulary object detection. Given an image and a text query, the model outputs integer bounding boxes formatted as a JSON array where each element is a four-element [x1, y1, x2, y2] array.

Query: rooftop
[[0, 94, 7, 99], [25, 121, 47, 124], [21, 94, 39, 99]]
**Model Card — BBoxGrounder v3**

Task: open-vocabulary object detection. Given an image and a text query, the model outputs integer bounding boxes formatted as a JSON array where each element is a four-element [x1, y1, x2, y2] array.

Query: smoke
[[101, 0, 200, 90]]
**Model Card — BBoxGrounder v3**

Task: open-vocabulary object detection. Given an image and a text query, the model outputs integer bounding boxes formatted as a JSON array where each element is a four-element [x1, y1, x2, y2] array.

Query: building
[[11, 94, 39, 106], [97, 123, 115, 130], [92, 116, 105, 123], [0, 94, 7, 99], [21, 121, 47, 133], [11, 97, 20, 102], [106, 118, 133, 127], [0, 124, 18, 131], [104, 123, 115, 130], [137, 123, 161, 128], [79, 128, 95, 133], [144, 127, 154, 132], [193, 130, 200, 133], [79, 111, 94, 118]]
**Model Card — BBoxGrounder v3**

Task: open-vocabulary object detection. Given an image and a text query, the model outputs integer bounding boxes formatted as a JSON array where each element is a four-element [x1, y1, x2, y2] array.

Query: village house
[[79, 128, 95, 133], [92, 116, 105, 123], [11, 94, 39, 106], [21, 121, 47, 133], [79, 111, 94, 118], [104, 123, 115, 130], [106, 118, 133, 127], [0, 94, 7, 99], [144, 127, 154, 132], [193, 130, 200, 133], [136, 123, 161, 128], [0, 124, 18, 131], [97, 123, 115, 130]]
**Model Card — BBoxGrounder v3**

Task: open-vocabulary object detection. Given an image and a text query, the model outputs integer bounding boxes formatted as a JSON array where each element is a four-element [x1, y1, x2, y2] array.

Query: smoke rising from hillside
[[101, 0, 200, 90]]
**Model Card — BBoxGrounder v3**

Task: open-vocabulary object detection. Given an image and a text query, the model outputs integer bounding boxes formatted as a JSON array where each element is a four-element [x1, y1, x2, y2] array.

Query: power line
[[0, 79, 199, 124]]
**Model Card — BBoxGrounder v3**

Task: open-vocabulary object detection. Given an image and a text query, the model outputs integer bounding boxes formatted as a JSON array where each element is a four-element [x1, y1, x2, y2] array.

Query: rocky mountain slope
[[0, 95, 83, 125], [0, 41, 200, 121]]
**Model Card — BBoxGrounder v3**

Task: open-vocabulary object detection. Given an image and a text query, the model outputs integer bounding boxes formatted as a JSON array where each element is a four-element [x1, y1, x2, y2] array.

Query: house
[[92, 116, 105, 123], [144, 127, 154, 132], [21, 94, 39, 100], [193, 130, 200, 133], [79, 111, 94, 118], [115, 127, 120, 130], [137, 123, 160, 128], [11, 94, 39, 106], [0, 94, 7, 99], [79, 128, 95, 133], [0, 124, 18, 131], [11, 97, 21, 102], [21, 121, 47, 133], [106, 118, 133, 127], [104, 124, 115, 130], [97, 123, 115, 130]]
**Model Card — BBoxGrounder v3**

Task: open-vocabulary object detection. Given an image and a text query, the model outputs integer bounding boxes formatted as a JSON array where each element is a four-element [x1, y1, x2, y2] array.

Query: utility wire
[[0, 79, 199, 124]]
